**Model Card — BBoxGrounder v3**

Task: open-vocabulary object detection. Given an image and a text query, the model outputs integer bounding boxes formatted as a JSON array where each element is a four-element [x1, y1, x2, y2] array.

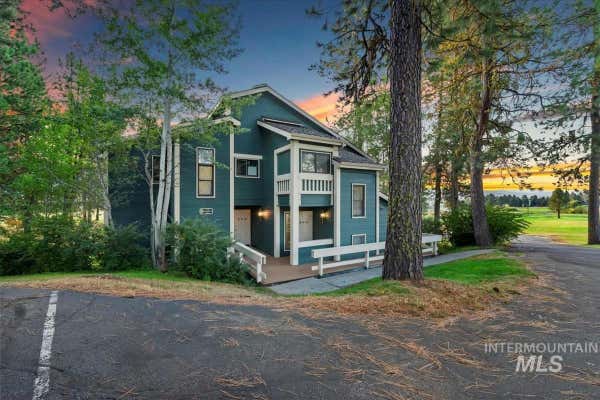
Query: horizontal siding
[[340, 169, 377, 246]]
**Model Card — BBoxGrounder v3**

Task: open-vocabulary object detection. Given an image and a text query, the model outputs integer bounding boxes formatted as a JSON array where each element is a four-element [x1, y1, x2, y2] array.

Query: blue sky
[[27, 0, 336, 103]]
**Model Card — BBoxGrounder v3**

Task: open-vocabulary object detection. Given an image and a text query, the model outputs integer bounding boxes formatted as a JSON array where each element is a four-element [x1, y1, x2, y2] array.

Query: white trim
[[257, 120, 291, 139], [229, 133, 234, 237], [174, 141, 181, 223], [351, 233, 367, 245], [274, 147, 280, 257], [234, 158, 261, 179], [379, 192, 389, 202], [275, 144, 291, 155], [298, 238, 333, 248], [336, 161, 386, 171], [228, 85, 372, 161], [258, 120, 343, 146], [290, 133, 342, 146], [196, 147, 216, 199], [299, 149, 332, 174], [234, 153, 263, 160], [212, 116, 241, 127], [334, 165, 341, 261], [261, 117, 302, 126], [351, 183, 367, 218], [289, 141, 300, 265], [299, 142, 339, 155], [375, 171, 380, 251], [283, 211, 290, 252]]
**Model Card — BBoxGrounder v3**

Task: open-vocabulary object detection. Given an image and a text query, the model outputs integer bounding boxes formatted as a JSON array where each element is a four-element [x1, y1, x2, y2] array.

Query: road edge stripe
[[32, 290, 58, 400]]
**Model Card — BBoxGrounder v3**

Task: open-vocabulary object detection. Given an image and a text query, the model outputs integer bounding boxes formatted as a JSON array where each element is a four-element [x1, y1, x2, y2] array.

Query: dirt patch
[[1, 266, 538, 320]]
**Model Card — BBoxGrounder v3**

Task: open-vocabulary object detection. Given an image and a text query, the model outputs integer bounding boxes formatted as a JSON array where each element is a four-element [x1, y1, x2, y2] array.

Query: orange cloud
[[483, 163, 590, 191], [295, 92, 341, 124], [21, 0, 73, 42]]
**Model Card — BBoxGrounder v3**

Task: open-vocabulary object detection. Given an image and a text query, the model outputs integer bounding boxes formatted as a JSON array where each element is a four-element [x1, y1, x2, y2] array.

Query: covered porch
[[233, 234, 443, 285]]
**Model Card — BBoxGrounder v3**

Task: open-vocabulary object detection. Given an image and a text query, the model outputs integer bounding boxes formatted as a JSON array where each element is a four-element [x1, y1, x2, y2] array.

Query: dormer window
[[300, 150, 331, 174]]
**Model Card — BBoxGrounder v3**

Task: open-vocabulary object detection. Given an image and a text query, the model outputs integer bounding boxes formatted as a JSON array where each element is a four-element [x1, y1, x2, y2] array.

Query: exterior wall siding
[[300, 194, 331, 207], [339, 169, 377, 260], [277, 150, 290, 175], [179, 135, 231, 233]]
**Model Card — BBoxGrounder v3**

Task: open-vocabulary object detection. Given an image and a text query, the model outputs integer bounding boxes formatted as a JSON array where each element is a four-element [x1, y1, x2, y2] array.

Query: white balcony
[[276, 173, 333, 195]]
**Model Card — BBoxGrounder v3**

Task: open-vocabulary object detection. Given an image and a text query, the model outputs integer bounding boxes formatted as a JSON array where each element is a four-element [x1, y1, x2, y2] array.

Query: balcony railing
[[276, 173, 333, 195], [300, 173, 333, 194]]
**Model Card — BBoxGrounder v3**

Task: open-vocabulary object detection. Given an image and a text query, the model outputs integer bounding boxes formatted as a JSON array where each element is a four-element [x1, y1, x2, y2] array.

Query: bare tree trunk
[[383, 0, 423, 281], [470, 61, 493, 247], [589, 8, 600, 244], [433, 163, 442, 225], [152, 97, 172, 272], [97, 152, 113, 227]]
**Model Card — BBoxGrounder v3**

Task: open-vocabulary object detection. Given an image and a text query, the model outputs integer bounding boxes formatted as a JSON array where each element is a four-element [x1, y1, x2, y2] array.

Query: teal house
[[114, 84, 391, 281]]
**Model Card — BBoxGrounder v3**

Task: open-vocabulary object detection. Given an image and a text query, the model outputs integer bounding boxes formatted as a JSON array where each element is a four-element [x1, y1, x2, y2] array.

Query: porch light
[[319, 210, 330, 222], [257, 209, 270, 219]]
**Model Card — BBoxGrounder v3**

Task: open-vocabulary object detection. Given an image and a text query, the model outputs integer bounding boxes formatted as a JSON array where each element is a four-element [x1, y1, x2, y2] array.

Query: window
[[300, 150, 331, 174], [236, 158, 260, 178], [151, 155, 161, 185], [352, 234, 367, 245], [197, 148, 215, 197], [352, 184, 366, 218]]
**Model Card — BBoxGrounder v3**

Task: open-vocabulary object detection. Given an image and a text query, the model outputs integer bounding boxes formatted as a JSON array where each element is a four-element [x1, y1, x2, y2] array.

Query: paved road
[[1, 236, 599, 399]]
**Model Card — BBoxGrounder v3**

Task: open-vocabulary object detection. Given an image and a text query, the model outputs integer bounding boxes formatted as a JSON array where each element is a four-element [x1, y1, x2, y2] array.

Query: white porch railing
[[310, 234, 443, 276], [232, 242, 267, 283], [276, 174, 290, 194], [300, 173, 333, 194]]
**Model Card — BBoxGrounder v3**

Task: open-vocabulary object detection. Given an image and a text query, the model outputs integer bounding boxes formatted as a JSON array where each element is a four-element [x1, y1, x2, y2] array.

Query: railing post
[[256, 262, 262, 283], [319, 257, 324, 277], [433, 241, 438, 256], [365, 251, 370, 269]]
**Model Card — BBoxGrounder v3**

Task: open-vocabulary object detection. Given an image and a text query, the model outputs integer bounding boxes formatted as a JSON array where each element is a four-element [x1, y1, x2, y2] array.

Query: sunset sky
[[22, 0, 581, 192]]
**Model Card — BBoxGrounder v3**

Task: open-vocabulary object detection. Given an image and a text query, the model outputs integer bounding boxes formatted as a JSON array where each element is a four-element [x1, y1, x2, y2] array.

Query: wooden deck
[[252, 255, 375, 285]]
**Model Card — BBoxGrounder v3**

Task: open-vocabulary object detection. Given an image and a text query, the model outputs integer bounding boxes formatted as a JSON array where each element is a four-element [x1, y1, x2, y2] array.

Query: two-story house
[[113, 84, 390, 282]]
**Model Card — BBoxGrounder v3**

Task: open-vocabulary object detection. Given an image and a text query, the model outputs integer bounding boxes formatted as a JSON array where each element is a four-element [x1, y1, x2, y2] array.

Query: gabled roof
[[227, 84, 383, 167]]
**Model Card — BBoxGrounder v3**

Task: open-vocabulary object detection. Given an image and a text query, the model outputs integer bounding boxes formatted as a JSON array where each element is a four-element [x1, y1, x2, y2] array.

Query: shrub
[[566, 205, 587, 214], [422, 216, 442, 234], [167, 219, 251, 284], [100, 224, 149, 271], [0, 216, 149, 275], [442, 204, 529, 247]]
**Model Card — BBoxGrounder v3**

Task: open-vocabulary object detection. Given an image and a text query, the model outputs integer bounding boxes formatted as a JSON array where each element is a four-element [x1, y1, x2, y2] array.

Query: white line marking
[[32, 291, 58, 400]]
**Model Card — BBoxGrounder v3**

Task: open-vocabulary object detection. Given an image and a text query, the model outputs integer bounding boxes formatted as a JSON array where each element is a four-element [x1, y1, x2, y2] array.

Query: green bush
[[0, 216, 149, 275], [442, 204, 529, 247], [100, 224, 149, 271], [167, 219, 251, 284], [566, 205, 587, 214], [422, 216, 442, 234]]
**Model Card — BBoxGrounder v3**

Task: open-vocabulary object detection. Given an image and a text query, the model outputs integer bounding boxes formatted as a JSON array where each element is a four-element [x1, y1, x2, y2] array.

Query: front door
[[299, 210, 313, 242], [234, 209, 251, 245]]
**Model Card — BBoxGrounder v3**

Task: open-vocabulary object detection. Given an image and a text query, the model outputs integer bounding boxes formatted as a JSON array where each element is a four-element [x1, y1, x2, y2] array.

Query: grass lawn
[[324, 253, 533, 296], [518, 207, 597, 246], [0, 269, 196, 283]]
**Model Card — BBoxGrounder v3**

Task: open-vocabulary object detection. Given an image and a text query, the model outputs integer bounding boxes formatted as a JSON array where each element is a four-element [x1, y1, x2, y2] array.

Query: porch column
[[333, 164, 341, 261], [290, 141, 301, 265], [375, 170, 380, 254], [273, 147, 280, 257]]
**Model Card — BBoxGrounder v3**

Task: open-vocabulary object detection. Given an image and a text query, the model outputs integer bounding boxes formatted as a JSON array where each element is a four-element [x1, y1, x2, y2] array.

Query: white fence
[[232, 242, 267, 283], [310, 234, 443, 276]]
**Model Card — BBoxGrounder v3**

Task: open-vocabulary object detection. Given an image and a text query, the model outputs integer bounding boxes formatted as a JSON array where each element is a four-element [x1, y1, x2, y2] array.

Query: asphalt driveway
[[1, 236, 599, 399]]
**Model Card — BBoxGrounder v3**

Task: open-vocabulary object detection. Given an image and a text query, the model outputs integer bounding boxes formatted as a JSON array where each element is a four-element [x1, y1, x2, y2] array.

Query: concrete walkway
[[269, 249, 495, 295]]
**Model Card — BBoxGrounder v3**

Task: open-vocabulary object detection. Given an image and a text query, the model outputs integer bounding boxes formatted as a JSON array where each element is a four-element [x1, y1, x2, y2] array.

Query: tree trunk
[[433, 163, 442, 225], [152, 97, 172, 272], [557, 205, 561, 219], [589, 5, 600, 244], [448, 158, 460, 211], [383, 0, 423, 281], [470, 60, 493, 247]]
